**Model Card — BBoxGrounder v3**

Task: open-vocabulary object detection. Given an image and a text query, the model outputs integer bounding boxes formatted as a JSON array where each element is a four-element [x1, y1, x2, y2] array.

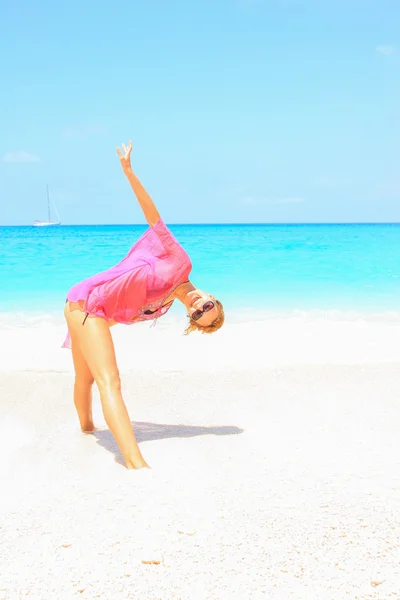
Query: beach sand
[[1, 318, 400, 599]]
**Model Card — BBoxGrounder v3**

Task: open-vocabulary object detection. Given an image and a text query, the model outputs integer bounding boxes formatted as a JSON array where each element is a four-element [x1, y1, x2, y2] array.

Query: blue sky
[[0, 0, 399, 225]]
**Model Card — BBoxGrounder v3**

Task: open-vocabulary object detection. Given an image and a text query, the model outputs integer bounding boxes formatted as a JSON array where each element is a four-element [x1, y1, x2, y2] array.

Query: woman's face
[[184, 289, 220, 326]]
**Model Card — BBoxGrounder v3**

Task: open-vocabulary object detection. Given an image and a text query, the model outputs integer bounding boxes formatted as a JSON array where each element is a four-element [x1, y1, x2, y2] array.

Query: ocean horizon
[[2, 221, 400, 226]]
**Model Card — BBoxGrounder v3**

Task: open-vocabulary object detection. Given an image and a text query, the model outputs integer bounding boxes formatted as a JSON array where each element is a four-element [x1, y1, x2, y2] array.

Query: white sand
[[1, 318, 400, 599]]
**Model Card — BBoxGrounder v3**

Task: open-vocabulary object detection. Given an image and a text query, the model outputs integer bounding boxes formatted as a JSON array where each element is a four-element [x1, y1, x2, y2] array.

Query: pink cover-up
[[62, 219, 192, 349]]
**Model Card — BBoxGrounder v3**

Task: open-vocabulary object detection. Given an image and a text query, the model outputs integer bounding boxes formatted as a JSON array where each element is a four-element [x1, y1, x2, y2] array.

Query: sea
[[1, 223, 400, 319]]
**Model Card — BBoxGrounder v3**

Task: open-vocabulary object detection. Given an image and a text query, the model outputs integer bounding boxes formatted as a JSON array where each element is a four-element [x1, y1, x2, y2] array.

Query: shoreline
[[0, 310, 399, 373]]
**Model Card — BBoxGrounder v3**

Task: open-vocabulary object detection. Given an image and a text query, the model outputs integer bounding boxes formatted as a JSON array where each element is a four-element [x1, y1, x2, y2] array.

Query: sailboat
[[33, 185, 61, 227]]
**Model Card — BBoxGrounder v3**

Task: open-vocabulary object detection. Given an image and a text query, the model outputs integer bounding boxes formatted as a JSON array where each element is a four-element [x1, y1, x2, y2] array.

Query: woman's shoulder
[[151, 220, 190, 258]]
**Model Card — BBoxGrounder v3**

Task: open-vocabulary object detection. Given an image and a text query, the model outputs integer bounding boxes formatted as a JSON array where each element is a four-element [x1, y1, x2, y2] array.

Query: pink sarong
[[62, 219, 192, 348]]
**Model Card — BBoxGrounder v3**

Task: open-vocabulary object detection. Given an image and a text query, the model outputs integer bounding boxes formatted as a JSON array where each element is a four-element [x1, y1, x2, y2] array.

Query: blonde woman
[[63, 141, 224, 469]]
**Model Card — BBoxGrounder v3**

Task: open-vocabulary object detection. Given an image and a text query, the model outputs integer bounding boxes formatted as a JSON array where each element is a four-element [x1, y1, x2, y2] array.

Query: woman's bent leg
[[65, 305, 148, 469]]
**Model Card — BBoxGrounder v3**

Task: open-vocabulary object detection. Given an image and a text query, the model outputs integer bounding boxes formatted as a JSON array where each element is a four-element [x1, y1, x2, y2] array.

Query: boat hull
[[33, 221, 61, 227]]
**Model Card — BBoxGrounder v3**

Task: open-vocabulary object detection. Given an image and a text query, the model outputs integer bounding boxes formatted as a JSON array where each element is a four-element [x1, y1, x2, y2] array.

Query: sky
[[0, 0, 399, 225]]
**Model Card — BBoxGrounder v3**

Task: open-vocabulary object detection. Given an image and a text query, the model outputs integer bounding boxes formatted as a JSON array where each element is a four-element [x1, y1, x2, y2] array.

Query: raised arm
[[116, 141, 161, 227]]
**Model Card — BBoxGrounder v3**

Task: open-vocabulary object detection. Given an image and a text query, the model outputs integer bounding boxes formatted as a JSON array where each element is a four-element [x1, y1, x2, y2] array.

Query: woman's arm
[[116, 141, 161, 227]]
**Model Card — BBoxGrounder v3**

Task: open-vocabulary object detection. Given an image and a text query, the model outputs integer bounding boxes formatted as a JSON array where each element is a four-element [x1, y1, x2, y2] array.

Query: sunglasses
[[191, 300, 215, 322]]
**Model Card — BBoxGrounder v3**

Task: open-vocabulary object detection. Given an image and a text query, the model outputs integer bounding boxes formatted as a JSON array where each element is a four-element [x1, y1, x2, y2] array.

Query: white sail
[[33, 186, 61, 227]]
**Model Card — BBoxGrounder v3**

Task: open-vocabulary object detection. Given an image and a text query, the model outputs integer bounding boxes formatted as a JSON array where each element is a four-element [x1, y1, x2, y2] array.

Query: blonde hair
[[184, 299, 225, 336]]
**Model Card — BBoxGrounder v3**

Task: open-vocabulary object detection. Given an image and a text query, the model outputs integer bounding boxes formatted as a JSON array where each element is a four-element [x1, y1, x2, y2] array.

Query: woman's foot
[[81, 422, 96, 433], [126, 459, 151, 470]]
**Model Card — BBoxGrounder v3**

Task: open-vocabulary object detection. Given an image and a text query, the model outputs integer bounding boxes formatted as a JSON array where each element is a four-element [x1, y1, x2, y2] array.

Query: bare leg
[[71, 339, 95, 432], [64, 304, 149, 469]]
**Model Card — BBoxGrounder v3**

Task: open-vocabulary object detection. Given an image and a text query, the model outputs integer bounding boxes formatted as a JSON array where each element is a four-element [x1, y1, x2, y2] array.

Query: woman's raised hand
[[116, 141, 133, 171]]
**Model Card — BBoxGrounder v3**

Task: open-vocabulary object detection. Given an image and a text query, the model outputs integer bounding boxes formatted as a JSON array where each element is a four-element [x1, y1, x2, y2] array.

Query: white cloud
[[311, 175, 354, 188], [273, 196, 304, 205], [236, 0, 292, 6], [240, 196, 259, 205], [62, 124, 108, 140], [237, 0, 260, 5], [376, 45, 397, 56], [239, 196, 304, 206], [2, 151, 41, 163], [376, 180, 400, 198]]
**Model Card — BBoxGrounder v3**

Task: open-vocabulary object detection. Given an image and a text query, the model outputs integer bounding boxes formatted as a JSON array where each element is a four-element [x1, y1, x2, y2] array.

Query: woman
[[63, 141, 224, 470]]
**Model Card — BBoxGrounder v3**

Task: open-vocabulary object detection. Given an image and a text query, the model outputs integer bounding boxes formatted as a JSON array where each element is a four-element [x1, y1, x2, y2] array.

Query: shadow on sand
[[93, 421, 244, 465]]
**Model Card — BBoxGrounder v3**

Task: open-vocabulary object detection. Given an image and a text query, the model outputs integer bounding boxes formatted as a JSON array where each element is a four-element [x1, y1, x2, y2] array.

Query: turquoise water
[[1, 223, 400, 316]]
